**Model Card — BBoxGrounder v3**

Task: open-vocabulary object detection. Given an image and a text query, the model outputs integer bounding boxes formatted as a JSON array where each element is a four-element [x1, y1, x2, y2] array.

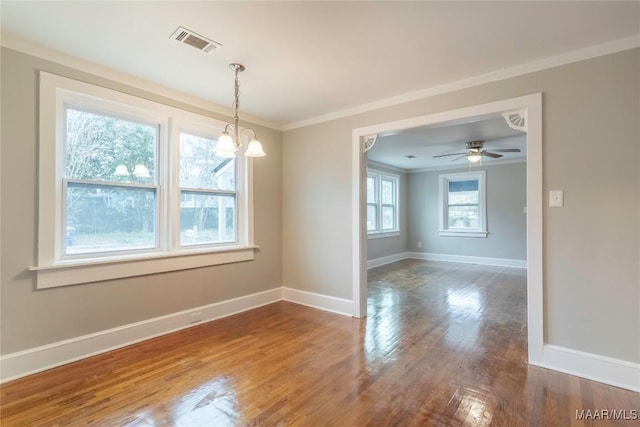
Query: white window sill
[[439, 230, 488, 238], [29, 245, 259, 289], [367, 231, 400, 240]]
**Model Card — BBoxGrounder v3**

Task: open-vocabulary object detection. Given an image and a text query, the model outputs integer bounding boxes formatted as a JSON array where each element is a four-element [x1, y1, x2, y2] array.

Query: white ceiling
[[368, 115, 526, 171], [1, 1, 638, 128]]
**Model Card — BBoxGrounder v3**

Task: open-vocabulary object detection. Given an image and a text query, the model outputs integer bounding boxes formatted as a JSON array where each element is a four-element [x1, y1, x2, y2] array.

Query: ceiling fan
[[433, 140, 521, 163]]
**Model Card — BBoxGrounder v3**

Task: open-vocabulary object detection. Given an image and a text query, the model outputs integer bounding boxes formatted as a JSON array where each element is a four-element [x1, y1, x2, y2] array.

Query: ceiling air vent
[[170, 26, 222, 54]]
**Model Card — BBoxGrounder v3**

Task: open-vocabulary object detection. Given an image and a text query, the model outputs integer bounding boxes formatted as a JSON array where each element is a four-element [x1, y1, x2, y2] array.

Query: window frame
[[174, 123, 243, 249], [33, 72, 257, 289], [367, 169, 400, 238], [438, 171, 487, 238], [60, 102, 164, 260]]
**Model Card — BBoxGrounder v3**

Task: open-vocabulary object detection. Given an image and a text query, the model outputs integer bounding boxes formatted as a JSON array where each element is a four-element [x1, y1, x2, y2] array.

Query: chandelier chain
[[233, 68, 241, 127]]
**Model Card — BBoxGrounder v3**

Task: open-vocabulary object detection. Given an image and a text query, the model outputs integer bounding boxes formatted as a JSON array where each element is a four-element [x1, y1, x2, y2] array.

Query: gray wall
[[408, 162, 526, 260], [283, 49, 639, 363], [366, 162, 408, 260], [0, 48, 283, 354]]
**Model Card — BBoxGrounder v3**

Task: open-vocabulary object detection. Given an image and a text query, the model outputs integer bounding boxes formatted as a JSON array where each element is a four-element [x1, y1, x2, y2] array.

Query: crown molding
[[366, 160, 408, 174], [283, 35, 640, 131], [408, 158, 526, 174], [0, 32, 283, 131]]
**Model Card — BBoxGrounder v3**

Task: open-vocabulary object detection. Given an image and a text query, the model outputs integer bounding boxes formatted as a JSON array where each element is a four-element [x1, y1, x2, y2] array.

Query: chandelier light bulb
[[245, 138, 266, 157], [213, 63, 266, 159]]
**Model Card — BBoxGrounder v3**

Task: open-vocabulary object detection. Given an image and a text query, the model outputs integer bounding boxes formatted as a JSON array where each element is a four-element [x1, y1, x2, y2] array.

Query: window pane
[[367, 204, 377, 231], [448, 179, 479, 205], [65, 108, 156, 183], [382, 205, 395, 230], [448, 205, 479, 229], [367, 177, 376, 203], [180, 192, 236, 245], [449, 190, 479, 205], [381, 179, 394, 204], [66, 183, 156, 254], [179, 133, 235, 190], [448, 180, 478, 192]]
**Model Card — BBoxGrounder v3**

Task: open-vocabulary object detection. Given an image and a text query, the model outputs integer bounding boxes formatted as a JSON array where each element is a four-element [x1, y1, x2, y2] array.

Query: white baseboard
[[0, 288, 282, 383], [408, 251, 527, 269], [367, 252, 411, 269], [4, 285, 636, 394], [534, 344, 640, 392], [282, 287, 353, 317]]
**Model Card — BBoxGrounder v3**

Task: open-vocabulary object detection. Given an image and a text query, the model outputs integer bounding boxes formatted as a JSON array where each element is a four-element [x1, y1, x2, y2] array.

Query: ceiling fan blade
[[482, 151, 503, 159], [433, 152, 468, 158], [491, 148, 521, 153], [449, 154, 468, 163]]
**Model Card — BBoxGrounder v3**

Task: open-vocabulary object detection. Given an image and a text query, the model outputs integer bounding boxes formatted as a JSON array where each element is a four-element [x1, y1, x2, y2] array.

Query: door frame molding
[[351, 93, 543, 364]]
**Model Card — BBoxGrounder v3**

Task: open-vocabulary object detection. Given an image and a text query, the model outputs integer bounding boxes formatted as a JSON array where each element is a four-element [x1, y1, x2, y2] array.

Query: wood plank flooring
[[1, 260, 638, 426]]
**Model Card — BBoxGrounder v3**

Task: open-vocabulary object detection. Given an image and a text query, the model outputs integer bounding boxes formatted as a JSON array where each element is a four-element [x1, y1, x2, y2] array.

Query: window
[[367, 170, 399, 236], [64, 108, 160, 256], [34, 72, 256, 288], [439, 171, 487, 237], [178, 132, 237, 246]]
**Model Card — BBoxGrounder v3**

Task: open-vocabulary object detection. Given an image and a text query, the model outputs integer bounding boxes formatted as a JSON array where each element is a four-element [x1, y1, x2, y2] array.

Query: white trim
[[285, 36, 639, 130], [367, 160, 407, 174], [438, 170, 487, 237], [438, 231, 488, 238], [366, 169, 400, 236], [535, 345, 640, 392], [353, 135, 367, 318], [1, 33, 282, 131], [282, 287, 353, 317], [407, 252, 526, 269], [367, 252, 525, 269], [352, 93, 543, 365], [367, 231, 400, 240], [37, 72, 258, 288], [30, 247, 256, 289], [367, 252, 411, 269], [0, 288, 283, 383], [408, 158, 526, 174]]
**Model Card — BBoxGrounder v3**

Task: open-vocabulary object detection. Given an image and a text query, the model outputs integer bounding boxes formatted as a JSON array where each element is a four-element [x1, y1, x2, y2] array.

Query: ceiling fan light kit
[[433, 140, 521, 164]]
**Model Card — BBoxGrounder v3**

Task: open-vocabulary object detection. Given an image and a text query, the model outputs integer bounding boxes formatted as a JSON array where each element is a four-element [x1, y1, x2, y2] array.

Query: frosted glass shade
[[216, 133, 238, 158], [245, 138, 266, 157]]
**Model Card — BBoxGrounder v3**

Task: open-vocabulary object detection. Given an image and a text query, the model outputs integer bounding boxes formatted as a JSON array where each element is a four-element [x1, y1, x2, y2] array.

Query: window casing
[[439, 171, 487, 238], [367, 170, 399, 237], [34, 72, 256, 288]]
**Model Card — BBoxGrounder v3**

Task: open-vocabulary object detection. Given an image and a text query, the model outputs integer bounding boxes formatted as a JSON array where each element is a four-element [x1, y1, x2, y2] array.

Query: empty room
[[1, 1, 638, 425]]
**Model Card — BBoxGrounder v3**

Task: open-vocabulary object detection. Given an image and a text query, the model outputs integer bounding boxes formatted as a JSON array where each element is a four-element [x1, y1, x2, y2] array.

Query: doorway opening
[[351, 94, 543, 365]]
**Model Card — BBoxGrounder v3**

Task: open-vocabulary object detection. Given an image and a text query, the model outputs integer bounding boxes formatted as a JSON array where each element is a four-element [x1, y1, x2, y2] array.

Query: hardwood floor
[[1, 260, 638, 426]]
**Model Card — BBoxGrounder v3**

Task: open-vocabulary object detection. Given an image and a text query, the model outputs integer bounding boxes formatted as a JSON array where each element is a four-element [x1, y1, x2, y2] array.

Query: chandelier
[[215, 63, 266, 158]]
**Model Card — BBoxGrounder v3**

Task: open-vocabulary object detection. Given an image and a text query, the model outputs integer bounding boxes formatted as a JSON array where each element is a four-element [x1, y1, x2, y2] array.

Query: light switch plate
[[549, 190, 564, 207]]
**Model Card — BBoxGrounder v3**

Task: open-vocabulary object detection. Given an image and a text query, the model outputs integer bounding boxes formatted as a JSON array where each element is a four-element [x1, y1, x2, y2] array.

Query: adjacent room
[[1, 1, 638, 425]]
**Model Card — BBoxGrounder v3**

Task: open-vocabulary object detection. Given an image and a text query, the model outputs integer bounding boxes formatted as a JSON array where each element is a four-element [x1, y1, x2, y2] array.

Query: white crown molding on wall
[[4, 32, 637, 134], [366, 160, 408, 174], [0, 32, 283, 131], [408, 158, 527, 174], [283, 36, 640, 131]]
